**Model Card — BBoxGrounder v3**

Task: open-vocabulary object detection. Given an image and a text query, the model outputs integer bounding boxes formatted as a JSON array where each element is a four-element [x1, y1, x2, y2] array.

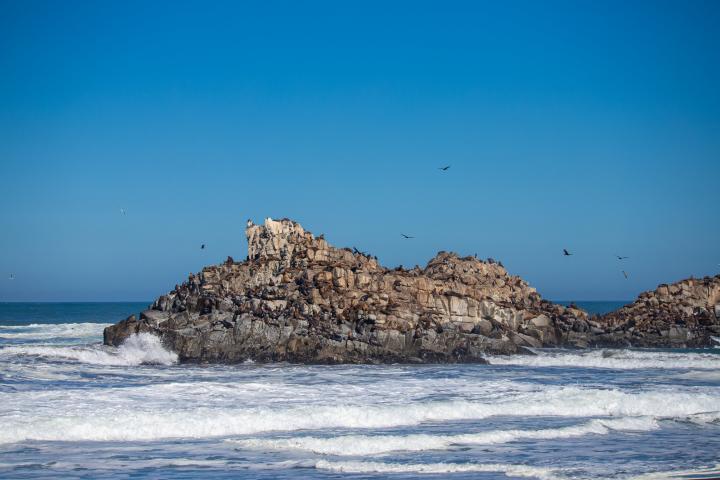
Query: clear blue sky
[[1, 0, 719, 302]]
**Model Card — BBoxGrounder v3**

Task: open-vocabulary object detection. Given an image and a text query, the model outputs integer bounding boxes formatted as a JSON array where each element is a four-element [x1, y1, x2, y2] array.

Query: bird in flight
[[8, 273, 15, 280], [201, 244, 205, 250], [563, 249, 572, 256], [616, 255, 629, 260], [622, 270, 628, 279], [438, 165, 451, 171], [120, 208, 126, 215], [401, 234, 415, 239]]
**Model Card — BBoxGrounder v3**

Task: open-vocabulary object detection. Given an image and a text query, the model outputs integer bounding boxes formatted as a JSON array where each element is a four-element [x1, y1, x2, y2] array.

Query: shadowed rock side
[[104, 218, 720, 363], [588, 275, 720, 348], [104, 218, 591, 363]]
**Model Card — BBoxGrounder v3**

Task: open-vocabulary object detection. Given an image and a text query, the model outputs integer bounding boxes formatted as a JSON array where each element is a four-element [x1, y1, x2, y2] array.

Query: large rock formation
[[589, 276, 720, 348], [104, 217, 590, 363], [104, 217, 720, 362]]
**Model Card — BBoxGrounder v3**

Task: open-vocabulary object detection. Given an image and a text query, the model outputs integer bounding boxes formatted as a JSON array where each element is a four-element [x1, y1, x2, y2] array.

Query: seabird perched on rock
[[401, 234, 414, 239], [438, 165, 451, 171], [563, 249, 572, 256]]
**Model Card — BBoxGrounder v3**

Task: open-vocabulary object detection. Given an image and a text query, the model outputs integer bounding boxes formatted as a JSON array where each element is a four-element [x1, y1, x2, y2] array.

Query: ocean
[[1, 302, 719, 479]]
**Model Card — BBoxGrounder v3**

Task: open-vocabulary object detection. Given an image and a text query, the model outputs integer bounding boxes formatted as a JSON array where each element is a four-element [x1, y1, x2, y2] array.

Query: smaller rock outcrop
[[591, 275, 720, 347]]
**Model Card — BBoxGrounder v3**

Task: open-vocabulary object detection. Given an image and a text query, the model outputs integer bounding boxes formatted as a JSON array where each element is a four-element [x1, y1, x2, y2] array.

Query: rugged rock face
[[590, 276, 720, 348], [104, 217, 720, 362], [104, 217, 591, 363]]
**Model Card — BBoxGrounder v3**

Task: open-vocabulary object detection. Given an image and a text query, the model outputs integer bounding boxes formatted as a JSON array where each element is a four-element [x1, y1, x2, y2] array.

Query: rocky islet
[[104, 217, 720, 363]]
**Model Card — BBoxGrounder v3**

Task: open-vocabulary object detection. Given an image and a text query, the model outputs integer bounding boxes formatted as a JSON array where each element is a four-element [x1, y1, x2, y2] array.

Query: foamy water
[[230, 417, 660, 456], [488, 348, 720, 370], [1, 307, 719, 479], [0, 333, 177, 366], [0, 322, 110, 340]]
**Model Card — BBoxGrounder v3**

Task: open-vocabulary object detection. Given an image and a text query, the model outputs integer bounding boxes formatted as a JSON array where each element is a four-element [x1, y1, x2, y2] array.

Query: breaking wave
[[0, 322, 110, 340], [314, 460, 561, 478], [1, 385, 717, 444], [0, 333, 177, 367], [489, 349, 720, 370], [631, 463, 720, 479], [230, 417, 659, 455]]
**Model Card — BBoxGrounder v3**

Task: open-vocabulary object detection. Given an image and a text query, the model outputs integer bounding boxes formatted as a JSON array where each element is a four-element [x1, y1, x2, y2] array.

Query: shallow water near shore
[[0, 303, 719, 479]]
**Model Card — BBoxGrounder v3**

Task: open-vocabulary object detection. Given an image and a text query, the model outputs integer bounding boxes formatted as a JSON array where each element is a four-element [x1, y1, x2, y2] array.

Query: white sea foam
[[0, 333, 177, 366], [0, 457, 234, 473], [230, 416, 659, 455], [0, 322, 110, 340], [315, 460, 560, 478], [489, 349, 720, 370], [630, 463, 720, 479], [59, 458, 231, 470], [0, 385, 717, 445], [673, 370, 720, 382]]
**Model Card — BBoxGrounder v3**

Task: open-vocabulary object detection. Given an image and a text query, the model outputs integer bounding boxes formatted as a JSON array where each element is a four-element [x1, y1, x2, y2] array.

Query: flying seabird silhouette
[[438, 165, 451, 171], [622, 270, 628, 279], [401, 234, 414, 239], [120, 208, 126, 215], [8, 273, 15, 280], [201, 244, 205, 250], [616, 255, 629, 260], [563, 249, 572, 256]]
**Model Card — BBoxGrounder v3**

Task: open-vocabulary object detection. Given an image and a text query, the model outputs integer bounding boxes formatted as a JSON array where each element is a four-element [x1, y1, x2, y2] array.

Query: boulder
[[511, 332, 542, 349], [529, 314, 551, 328]]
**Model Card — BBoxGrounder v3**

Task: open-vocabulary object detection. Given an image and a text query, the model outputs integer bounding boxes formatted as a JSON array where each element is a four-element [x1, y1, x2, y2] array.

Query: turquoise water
[[1, 303, 719, 479]]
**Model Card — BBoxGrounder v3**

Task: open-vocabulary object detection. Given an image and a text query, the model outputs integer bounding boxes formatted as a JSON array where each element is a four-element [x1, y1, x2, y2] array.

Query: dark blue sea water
[[0, 302, 149, 326], [1, 303, 719, 479], [554, 301, 628, 315]]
